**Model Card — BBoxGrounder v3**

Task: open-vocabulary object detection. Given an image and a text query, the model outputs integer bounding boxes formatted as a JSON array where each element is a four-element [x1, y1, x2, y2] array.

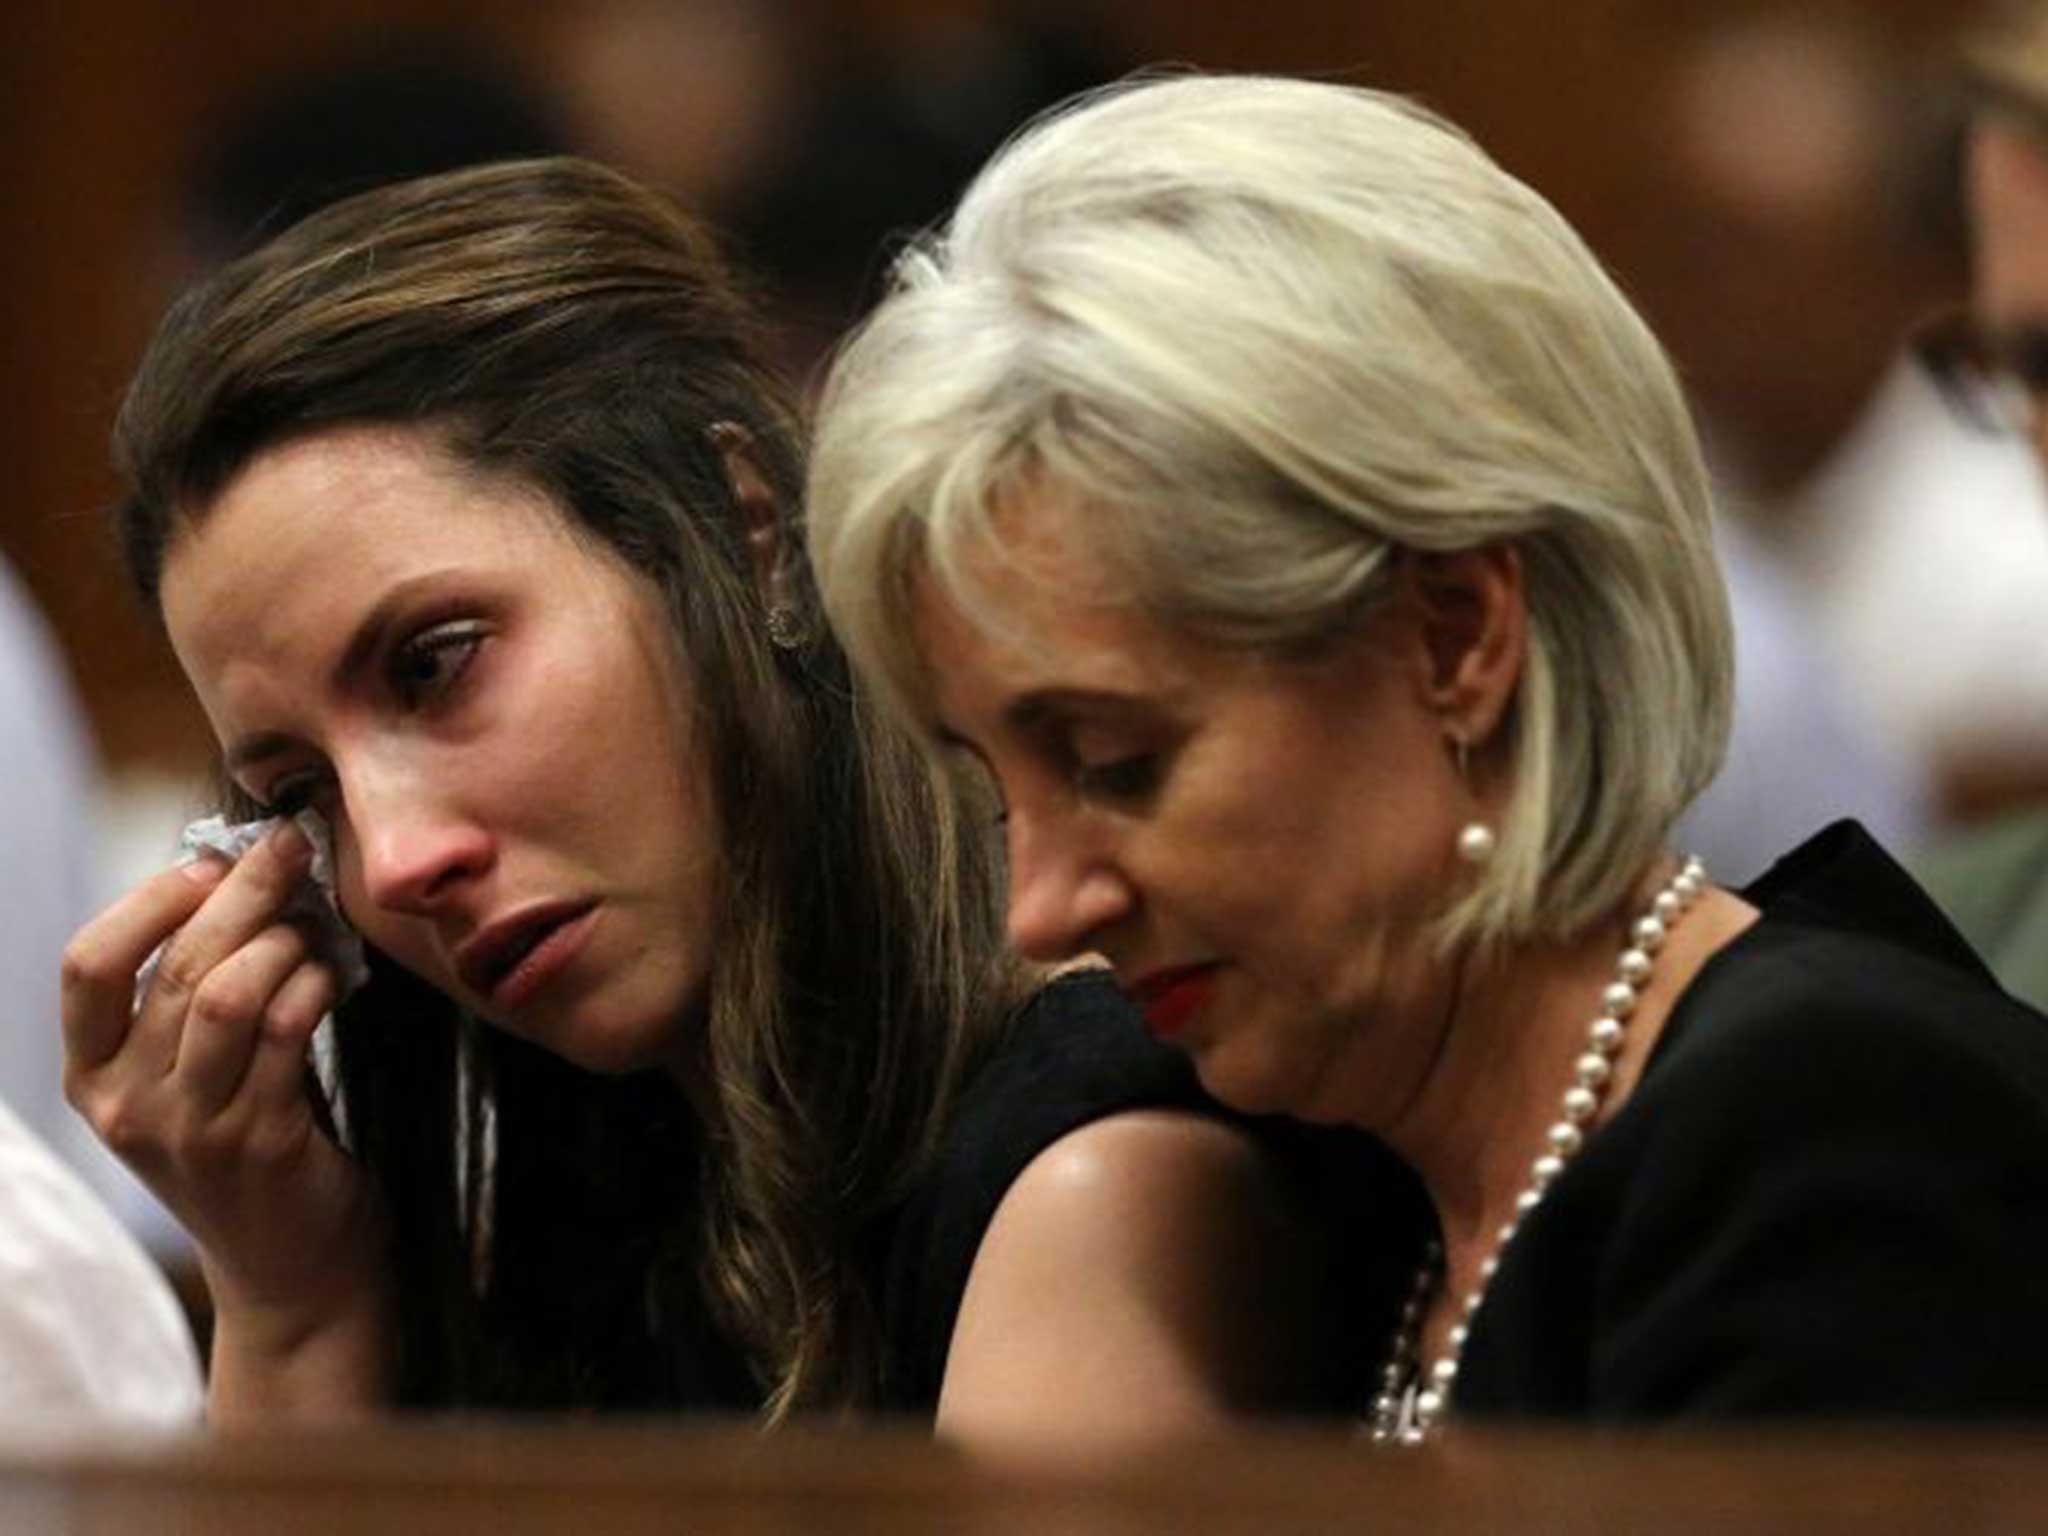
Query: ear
[[1400, 545, 1525, 749], [708, 421, 791, 610]]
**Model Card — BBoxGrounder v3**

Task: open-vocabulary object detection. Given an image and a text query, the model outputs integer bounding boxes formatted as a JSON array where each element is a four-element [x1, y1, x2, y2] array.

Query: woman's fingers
[[139, 821, 314, 1033], [60, 823, 373, 1333], [61, 855, 229, 1074], [242, 960, 338, 1115], [171, 921, 312, 1113], [66, 818, 325, 1142]]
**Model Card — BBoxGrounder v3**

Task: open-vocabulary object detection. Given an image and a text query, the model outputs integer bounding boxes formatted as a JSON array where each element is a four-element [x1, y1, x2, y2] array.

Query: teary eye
[[390, 622, 485, 707], [258, 772, 333, 817]]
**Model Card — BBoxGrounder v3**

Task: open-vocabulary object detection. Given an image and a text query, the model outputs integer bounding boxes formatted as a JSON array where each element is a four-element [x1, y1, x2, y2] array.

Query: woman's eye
[[258, 772, 333, 817], [1075, 754, 1161, 803], [390, 624, 484, 707]]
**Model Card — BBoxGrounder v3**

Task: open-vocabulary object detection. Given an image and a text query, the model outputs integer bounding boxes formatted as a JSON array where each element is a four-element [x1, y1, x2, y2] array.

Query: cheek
[[326, 837, 436, 976], [333, 855, 376, 942], [330, 852, 395, 958], [1268, 768, 1457, 936], [529, 651, 675, 799]]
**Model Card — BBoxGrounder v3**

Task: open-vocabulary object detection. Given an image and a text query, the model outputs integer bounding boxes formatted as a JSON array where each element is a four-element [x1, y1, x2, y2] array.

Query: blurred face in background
[[1638, 10, 1949, 502], [1967, 117, 2048, 466]]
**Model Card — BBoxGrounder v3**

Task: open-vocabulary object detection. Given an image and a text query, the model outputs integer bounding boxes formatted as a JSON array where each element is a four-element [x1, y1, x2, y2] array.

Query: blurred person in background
[[549, 0, 797, 239], [0, 554, 201, 1425], [1650, 6, 2048, 879], [726, 5, 1128, 382], [550, 0, 1129, 383], [1908, 0, 2048, 1014], [175, 35, 568, 272]]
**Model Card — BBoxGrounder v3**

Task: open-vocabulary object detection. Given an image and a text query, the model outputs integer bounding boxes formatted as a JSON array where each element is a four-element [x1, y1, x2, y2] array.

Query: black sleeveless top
[[1455, 823, 2048, 1420]]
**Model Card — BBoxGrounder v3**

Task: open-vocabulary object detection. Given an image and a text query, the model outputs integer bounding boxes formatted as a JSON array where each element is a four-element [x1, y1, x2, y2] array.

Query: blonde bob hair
[[807, 73, 1733, 946]]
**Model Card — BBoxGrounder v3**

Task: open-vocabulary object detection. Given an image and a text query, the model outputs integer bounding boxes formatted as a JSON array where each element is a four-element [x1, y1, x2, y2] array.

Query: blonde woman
[[809, 75, 2048, 1435]]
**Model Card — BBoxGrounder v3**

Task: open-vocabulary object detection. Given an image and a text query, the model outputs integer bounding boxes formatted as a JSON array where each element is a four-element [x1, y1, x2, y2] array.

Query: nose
[[343, 764, 494, 916], [1003, 805, 1134, 963]]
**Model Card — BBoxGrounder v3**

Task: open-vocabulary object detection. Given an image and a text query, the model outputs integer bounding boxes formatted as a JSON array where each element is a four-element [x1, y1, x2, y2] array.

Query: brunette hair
[[114, 156, 1016, 1417]]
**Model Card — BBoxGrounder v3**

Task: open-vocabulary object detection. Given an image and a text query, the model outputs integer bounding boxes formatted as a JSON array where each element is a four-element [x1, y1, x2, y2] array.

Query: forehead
[[159, 424, 575, 693], [941, 473, 1144, 610], [908, 490, 1209, 725], [915, 478, 1119, 633]]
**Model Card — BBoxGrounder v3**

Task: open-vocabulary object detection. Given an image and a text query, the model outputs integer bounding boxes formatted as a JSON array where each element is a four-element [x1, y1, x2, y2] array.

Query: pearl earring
[[1450, 733, 1494, 864], [1456, 821, 1497, 864]]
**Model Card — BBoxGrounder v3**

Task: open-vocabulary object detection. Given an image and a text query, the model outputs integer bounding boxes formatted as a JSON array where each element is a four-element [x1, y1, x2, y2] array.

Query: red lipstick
[[1126, 966, 1217, 1041]]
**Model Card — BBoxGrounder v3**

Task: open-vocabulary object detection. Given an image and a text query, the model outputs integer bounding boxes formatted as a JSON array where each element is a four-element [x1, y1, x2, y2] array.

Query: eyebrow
[[929, 689, 1132, 754], [219, 572, 457, 775], [1004, 687, 1149, 735]]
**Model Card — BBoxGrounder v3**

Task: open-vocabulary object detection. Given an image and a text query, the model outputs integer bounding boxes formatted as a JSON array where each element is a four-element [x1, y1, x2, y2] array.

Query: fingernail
[[178, 853, 229, 886]]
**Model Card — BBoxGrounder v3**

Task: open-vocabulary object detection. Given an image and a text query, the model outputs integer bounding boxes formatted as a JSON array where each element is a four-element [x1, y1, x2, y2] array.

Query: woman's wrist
[[202, 1258, 397, 1423]]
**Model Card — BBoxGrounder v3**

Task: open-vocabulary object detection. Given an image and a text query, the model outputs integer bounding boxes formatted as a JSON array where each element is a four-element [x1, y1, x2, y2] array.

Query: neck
[[1367, 853, 1760, 1442], [1378, 856, 1755, 1260], [1383, 909, 1633, 1259]]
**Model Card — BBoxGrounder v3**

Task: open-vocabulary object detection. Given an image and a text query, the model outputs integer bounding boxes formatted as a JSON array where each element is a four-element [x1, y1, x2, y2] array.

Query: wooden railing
[[3, 1419, 2045, 1534]]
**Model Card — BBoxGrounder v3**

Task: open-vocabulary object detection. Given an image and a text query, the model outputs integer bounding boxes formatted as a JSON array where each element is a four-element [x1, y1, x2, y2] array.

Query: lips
[[455, 901, 598, 1007], [1124, 964, 1218, 1041]]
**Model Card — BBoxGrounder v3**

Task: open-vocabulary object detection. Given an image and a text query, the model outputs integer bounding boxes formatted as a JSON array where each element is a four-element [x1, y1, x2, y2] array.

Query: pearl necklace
[[1369, 854, 1708, 1446]]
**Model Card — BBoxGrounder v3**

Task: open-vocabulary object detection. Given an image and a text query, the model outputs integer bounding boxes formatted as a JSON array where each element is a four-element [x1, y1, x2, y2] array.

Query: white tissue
[[132, 810, 371, 1013]]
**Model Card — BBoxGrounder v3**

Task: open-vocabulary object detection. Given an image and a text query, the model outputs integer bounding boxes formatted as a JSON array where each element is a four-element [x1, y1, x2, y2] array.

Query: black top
[[1455, 822, 2048, 1421], [878, 970, 1413, 1415]]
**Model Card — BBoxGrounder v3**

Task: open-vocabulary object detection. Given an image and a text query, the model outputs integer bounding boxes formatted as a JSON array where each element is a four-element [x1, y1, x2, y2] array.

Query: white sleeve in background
[[0, 1095, 202, 1428], [1679, 505, 1933, 884], [1787, 358, 2048, 771], [0, 556, 188, 1255], [0, 556, 97, 1156]]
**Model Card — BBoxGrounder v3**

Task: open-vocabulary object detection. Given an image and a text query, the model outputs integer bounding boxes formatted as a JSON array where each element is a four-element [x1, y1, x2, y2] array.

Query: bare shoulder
[[936, 1109, 1338, 1458], [999, 1107, 1283, 1206]]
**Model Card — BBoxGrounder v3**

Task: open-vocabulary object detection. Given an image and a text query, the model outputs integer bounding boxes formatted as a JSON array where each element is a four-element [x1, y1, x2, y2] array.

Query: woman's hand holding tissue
[[60, 817, 393, 1418]]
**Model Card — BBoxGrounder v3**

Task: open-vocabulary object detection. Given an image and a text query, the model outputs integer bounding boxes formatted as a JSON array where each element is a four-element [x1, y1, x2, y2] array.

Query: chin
[[1190, 1031, 1358, 1127], [1188, 1041, 1301, 1119], [524, 957, 701, 1064], [491, 996, 686, 1078]]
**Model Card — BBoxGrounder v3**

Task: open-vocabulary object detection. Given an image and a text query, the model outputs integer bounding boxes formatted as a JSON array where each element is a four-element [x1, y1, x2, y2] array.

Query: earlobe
[[1404, 546, 1525, 745]]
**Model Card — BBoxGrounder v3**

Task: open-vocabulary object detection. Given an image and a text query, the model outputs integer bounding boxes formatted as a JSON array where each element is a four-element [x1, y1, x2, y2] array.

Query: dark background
[[1, 0, 1983, 776]]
